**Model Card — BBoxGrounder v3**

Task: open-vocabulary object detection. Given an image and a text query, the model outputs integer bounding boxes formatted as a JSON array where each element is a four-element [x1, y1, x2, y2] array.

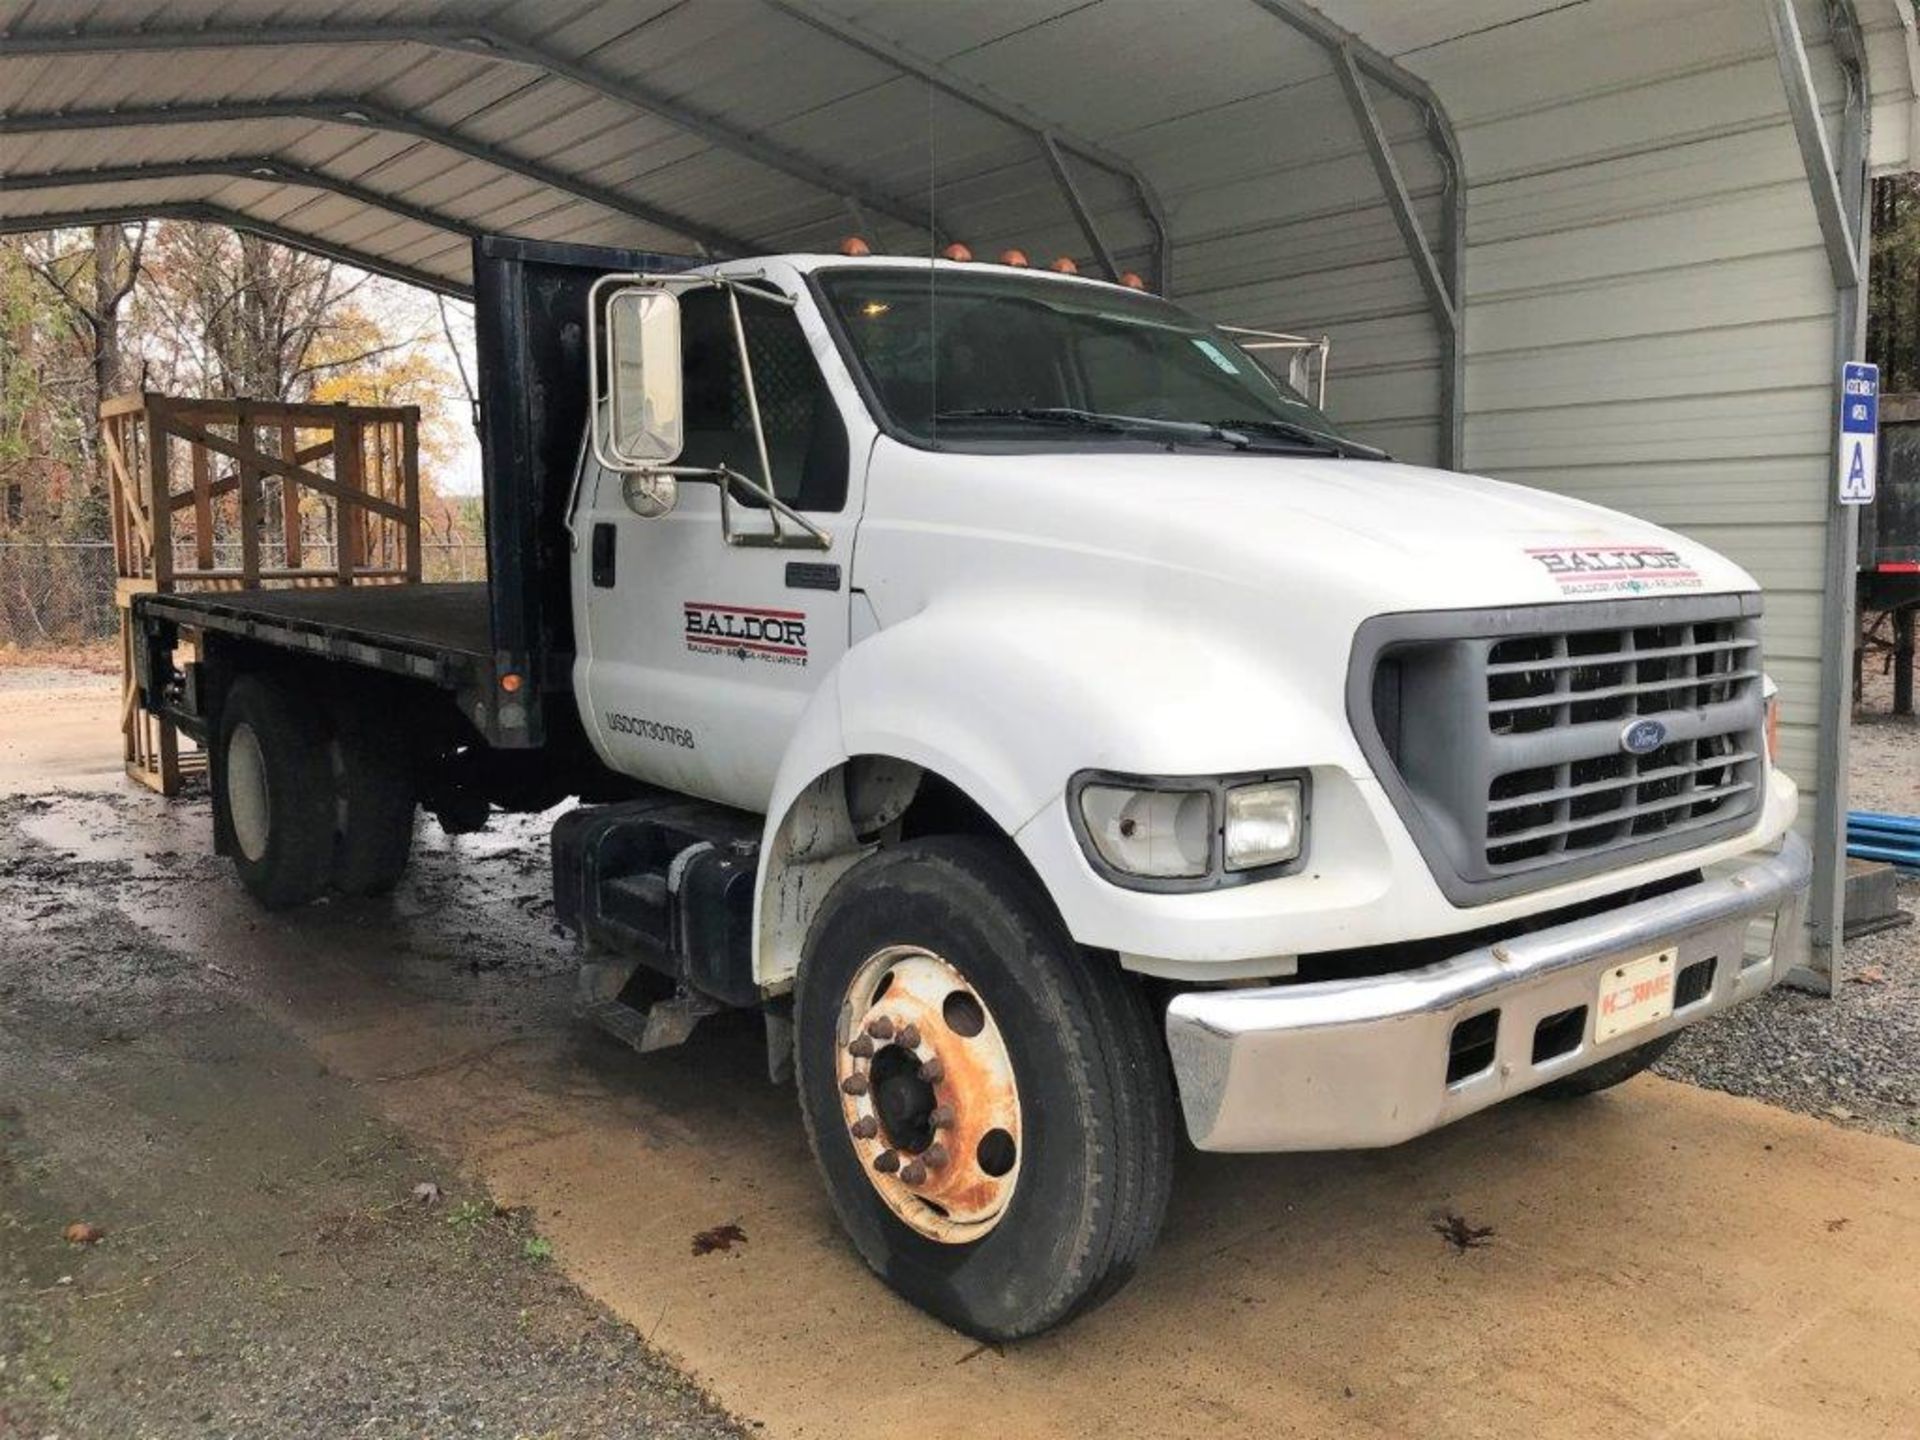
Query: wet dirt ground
[[4, 675, 1920, 1437]]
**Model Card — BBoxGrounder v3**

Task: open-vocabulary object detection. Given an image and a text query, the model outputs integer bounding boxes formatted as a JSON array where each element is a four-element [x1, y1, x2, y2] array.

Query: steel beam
[[1771, 0, 1872, 993], [0, 157, 482, 241], [1333, 45, 1455, 333], [754, 0, 1172, 290], [0, 98, 750, 256], [1766, 0, 1863, 290], [0, 202, 469, 297], [0, 19, 940, 244], [1037, 133, 1119, 280], [1248, 0, 1465, 469]]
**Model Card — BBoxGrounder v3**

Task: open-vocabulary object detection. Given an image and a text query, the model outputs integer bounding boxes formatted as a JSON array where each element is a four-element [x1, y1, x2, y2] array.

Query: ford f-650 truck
[[133, 234, 1810, 1341]]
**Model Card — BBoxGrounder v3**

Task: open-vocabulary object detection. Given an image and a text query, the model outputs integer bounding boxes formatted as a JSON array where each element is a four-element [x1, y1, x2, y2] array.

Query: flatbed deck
[[137, 583, 491, 689]]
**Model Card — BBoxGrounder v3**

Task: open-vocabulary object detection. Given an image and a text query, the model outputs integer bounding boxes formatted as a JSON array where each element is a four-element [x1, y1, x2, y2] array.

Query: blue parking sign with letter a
[[1839, 361, 1878, 506]]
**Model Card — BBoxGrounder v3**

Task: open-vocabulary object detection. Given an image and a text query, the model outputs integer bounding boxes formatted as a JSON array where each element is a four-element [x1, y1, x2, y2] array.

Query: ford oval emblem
[[1620, 718, 1668, 755]]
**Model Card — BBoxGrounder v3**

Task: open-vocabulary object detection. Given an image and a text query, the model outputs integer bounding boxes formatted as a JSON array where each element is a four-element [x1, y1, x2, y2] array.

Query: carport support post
[[1768, 0, 1871, 993]]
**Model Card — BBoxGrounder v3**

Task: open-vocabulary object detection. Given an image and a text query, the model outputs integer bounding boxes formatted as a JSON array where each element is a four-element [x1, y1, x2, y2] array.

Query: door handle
[[591, 523, 616, 588]]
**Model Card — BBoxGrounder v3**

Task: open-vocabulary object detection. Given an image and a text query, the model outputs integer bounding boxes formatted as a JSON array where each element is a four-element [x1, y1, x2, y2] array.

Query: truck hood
[[861, 447, 1757, 613]]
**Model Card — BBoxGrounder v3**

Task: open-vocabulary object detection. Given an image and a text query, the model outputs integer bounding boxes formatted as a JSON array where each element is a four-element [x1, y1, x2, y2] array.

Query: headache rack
[[1349, 594, 1768, 905]]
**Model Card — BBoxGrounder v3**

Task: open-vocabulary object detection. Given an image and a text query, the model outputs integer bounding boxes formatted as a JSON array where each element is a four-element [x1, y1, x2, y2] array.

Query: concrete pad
[[0, 668, 123, 796], [3, 688, 1918, 1438]]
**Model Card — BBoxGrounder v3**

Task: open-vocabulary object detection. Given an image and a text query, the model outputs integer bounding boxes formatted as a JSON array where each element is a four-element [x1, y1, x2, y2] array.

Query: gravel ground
[[0, 792, 746, 1440], [1655, 666, 1920, 1143], [1657, 878, 1920, 1142]]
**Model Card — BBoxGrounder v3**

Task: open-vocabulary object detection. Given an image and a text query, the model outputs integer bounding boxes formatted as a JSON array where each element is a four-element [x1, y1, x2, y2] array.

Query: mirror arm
[[649, 464, 834, 551]]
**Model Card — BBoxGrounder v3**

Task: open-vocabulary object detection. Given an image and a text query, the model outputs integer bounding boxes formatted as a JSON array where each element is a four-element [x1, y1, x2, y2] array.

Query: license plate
[[1594, 948, 1677, 1043]]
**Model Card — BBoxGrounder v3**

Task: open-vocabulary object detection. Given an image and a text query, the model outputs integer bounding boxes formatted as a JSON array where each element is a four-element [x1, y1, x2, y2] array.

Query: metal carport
[[3, 0, 1912, 986]]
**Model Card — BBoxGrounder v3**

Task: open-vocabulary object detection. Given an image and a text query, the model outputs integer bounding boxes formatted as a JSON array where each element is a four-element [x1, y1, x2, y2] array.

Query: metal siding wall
[[1148, 81, 1450, 467], [1415, 0, 1841, 820]]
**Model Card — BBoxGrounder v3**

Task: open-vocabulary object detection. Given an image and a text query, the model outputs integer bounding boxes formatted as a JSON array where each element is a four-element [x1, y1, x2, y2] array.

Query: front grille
[[1351, 596, 1767, 905]]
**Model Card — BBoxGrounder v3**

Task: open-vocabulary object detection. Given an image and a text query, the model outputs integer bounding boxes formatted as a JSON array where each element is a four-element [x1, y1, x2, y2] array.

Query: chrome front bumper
[[1165, 834, 1812, 1151]]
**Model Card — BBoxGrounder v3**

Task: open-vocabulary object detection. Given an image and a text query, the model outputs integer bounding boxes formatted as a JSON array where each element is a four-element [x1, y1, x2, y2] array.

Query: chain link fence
[[0, 540, 489, 649]]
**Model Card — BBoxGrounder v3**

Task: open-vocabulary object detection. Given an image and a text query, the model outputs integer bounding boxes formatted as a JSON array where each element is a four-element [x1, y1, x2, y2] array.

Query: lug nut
[[874, 1148, 900, 1174], [899, 1159, 928, 1185], [847, 1034, 875, 1059], [928, 1104, 955, 1129], [918, 1057, 945, 1083], [866, 1015, 895, 1041], [840, 1073, 870, 1096], [897, 1023, 922, 1048], [850, 1115, 879, 1140], [923, 1142, 949, 1170]]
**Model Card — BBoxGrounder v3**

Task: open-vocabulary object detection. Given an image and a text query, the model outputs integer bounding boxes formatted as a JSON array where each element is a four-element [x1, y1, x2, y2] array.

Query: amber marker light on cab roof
[[942, 242, 974, 262], [999, 248, 1030, 267], [1120, 272, 1148, 290], [840, 235, 872, 256], [1050, 256, 1079, 274]]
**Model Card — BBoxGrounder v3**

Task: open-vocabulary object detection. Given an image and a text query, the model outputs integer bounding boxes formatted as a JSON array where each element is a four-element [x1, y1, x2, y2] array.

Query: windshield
[[816, 266, 1376, 457]]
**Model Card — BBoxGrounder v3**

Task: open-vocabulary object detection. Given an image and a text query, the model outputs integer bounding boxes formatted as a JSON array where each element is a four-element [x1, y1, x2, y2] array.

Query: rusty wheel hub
[[835, 946, 1021, 1243]]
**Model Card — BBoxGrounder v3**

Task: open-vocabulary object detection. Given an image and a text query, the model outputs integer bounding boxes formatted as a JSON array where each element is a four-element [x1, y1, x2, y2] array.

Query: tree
[[20, 223, 148, 527], [1869, 175, 1920, 391]]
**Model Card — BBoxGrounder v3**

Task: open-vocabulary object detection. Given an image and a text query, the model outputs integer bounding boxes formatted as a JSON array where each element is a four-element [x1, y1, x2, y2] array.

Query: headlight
[[1078, 784, 1212, 879], [1224, 780, 1303, 870], [1070, 771, 1310, 890]]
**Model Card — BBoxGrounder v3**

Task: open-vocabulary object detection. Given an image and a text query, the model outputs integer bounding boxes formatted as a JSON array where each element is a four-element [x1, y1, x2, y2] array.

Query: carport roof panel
[[0, 0, 1454, 293]]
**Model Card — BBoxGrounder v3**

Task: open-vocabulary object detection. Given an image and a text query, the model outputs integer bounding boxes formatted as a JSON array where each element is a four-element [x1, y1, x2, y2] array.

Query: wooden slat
[[233, 402, 261, 589], [335, 417, 363, 586], [147, 401, 172, 591], [102, 416, 153, 554], [192, 442, 213, 571], [280, 420, 302, 567], [164, 398, 414, 425], [403, 417, 422, 583]]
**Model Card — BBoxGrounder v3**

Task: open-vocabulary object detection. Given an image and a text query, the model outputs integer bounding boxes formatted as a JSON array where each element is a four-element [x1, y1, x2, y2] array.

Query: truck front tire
[[216, 675, 334, 910], [795, 837, 1175, 1341]]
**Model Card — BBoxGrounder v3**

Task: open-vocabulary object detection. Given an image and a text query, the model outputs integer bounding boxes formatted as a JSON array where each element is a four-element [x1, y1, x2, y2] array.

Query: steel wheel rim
[[227, 721, 271, 863], [835, 945, 1023, 1244]]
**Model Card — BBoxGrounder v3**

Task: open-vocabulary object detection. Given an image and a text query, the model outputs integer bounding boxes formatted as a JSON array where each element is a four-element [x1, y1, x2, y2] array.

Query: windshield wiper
[[935, 407, 1251, 448], [1210, 417, 1388, 460]]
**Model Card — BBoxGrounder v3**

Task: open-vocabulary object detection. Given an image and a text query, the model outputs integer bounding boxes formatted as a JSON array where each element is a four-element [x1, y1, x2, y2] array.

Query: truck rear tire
[[1536, 1032, 1679, 1099], [794, 836, 1175, 1341], [328, 704, 415, 897], [216, 675, 333, 910]]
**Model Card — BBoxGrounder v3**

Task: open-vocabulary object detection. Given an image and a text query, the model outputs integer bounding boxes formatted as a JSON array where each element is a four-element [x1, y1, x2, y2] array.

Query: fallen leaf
[[1431, 1212, 1495, 1253], [1826, 1217, 1850, 1233], [691, 1222, 748, 1257], [1827, 1104, 1856, 1122], [62, 1222, 105, 1246], [411, 1182, 443, 1206], [1848, 965, 1890, 986]]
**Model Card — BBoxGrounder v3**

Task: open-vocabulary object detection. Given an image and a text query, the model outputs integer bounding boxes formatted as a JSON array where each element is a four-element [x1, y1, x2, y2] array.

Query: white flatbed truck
[[134, 234, 1810, 1340]]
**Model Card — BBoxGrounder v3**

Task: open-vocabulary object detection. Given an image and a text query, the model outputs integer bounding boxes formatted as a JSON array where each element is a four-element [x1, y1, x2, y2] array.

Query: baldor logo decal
[[685, 601, 809, 666], [1526, 545, 1702, 596]]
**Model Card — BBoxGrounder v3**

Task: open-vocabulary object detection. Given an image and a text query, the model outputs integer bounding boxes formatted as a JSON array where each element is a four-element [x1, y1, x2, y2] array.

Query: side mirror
[[622, 471, 678, 518], [595, 286, 683, 469]]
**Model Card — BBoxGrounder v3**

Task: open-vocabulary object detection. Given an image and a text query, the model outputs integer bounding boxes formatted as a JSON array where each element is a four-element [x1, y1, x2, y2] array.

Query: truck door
[[574, 284, 856, 813]]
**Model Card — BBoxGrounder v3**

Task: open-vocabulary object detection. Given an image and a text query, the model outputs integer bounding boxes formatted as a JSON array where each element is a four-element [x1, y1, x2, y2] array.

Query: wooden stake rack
[[102, 393, 423, 794]]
